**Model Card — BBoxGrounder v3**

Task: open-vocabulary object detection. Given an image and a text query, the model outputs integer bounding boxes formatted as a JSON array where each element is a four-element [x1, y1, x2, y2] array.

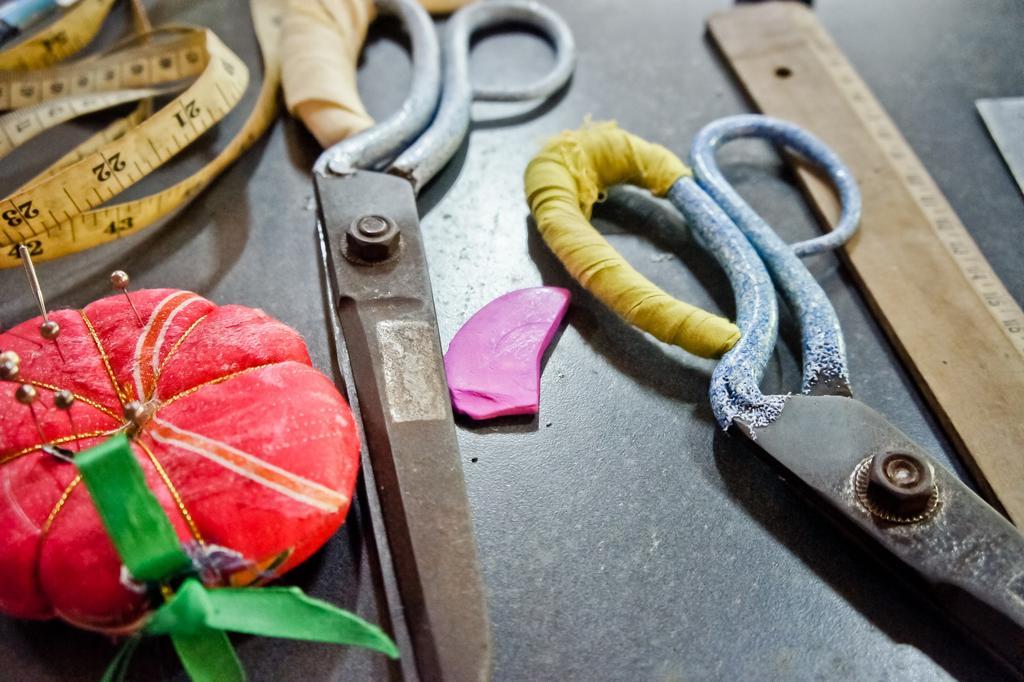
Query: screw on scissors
[[526, 115, 1024, 675], [306, 2, 575, 680]]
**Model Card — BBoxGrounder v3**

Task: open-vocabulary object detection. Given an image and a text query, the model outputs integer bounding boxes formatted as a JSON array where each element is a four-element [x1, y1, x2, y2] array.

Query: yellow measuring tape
[[0, 0, 285, 267]]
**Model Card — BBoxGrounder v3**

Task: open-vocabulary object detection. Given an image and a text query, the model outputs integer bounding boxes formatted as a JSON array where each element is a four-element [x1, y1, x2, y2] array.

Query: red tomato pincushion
[[0, 289, 359, 634]]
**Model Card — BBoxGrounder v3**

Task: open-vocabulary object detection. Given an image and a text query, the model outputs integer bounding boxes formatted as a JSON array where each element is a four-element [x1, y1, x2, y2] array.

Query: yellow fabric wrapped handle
[[524, 123, 740, 359]]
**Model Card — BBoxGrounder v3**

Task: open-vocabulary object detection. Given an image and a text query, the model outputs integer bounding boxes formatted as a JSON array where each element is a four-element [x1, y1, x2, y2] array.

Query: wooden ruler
[[708, 2, 1024, 525]]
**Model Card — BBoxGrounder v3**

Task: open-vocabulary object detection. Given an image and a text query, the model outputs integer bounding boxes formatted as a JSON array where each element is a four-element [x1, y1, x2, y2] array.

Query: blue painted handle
[[0, 0, 57, 28], [670, 114, 862, 428], [669, 177, 785, 429]]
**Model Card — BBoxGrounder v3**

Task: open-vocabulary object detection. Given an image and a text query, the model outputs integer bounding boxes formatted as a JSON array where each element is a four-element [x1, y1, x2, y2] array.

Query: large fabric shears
[[302, 1, 574, 679], [525, 116, 1024, 674]]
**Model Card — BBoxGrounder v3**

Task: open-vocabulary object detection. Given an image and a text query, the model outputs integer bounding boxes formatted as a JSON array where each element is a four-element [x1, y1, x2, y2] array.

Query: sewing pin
[[15, 383, 45, 442], [110, 270, 143, 327], [0, 350, 19, 381], [53, 389, 78, 452], [18, 244, 64, 361], [123, 399, 152, 438]]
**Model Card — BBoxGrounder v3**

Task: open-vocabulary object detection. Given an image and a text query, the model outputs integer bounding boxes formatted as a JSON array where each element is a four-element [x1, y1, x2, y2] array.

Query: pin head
[[124, 400, 145, 422], [54, 390, 75, 410], [0, 360, 19, 382], [40, 320, 60, 340], [0, 351, 20, 381], [15, 384, 37, 404], [110, 270, 130, 290], [124, 400, 154, 426], [110, 270, 143, 327], [123, 399, 153, 436]]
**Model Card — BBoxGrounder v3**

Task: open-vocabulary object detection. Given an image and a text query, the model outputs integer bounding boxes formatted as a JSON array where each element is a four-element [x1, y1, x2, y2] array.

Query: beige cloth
[[282, 0, 471, 148]]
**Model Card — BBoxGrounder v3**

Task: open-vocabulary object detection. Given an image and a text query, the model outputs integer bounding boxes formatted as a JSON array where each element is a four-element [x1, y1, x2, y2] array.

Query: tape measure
[[0, 0, 285, 268]]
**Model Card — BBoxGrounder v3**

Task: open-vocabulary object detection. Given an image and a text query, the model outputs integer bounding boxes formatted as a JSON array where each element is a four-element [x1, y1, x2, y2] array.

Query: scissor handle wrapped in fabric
[[282, 0, 470, 149], [524, 117, 860, 422], [292, 0, 576, 186], [290, 0, 443, 175], [524, 123, 742, 359]]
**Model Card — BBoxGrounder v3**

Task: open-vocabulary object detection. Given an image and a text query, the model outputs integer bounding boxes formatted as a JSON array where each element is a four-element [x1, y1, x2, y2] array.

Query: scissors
[[310, 1, 574, 679], [678, 115, 1024, 674], [527, 115, 1024, 674]]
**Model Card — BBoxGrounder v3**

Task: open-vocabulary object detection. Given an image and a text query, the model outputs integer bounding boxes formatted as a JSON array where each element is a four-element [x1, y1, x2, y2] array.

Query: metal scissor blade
[[317, 220, 420, 682], [977, 97, 1024, 198], [739, 396, 1024, 675], [315, 168, 492, 682]]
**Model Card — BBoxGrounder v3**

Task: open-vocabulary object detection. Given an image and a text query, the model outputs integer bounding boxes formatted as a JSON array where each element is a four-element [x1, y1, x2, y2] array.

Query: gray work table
[[1, 0, 1022, 679]]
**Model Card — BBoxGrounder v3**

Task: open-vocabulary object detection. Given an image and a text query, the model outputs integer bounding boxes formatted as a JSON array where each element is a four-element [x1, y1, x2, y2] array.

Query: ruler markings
[[794, 11, 1023, 355], [708, 2, 1024, 525], [215, 82, 232, 109], [61, 187, 83, 213], [46, 210, 59, 235], [147, 137, 163, 161]]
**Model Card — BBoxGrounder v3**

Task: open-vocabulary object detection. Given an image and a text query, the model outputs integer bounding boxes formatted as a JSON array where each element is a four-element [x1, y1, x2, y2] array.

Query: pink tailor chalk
[[444, 286, 571, 420]]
